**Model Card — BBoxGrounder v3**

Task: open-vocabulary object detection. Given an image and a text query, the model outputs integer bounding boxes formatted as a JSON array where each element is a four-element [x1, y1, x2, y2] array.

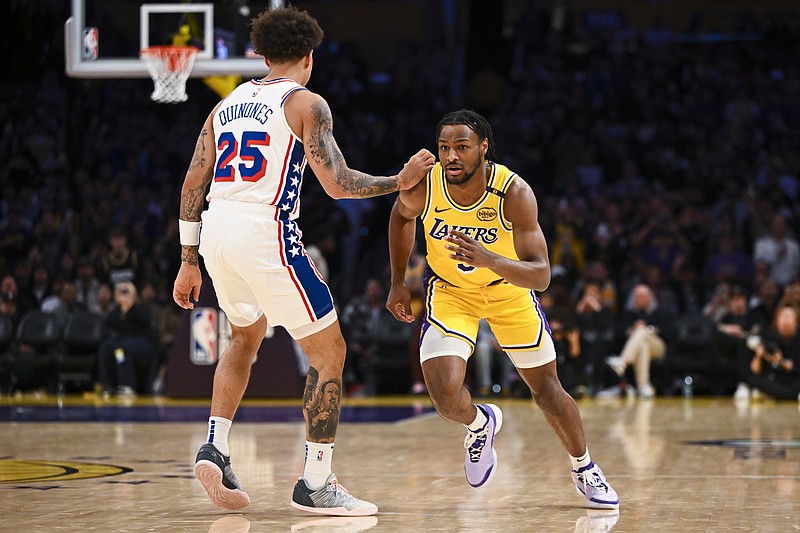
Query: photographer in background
[[746, 305, 800, 401]]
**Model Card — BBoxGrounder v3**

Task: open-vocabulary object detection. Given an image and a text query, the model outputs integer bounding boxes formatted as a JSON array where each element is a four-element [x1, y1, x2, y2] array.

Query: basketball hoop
[[140, 46, 198, 103]]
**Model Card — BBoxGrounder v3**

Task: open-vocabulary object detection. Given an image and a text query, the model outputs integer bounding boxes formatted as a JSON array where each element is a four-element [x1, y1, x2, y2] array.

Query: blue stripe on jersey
[[531, 291, 551, 336], [281, 86, 307, 106], [280, 220, 334, 319], [275, 140, 305, 221], [291, 255, 334, 320]]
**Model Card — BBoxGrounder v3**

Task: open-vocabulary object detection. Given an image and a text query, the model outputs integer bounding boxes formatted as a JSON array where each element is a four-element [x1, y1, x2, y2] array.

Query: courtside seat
[[58, 312, 106, 393], [661, 313, 724, 395], [365, 313, 415, 395], [0, 315, 14, 393], [8, 311, 62, 393]]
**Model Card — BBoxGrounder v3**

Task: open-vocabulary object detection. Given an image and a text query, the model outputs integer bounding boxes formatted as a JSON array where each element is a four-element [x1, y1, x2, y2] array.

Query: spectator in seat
[[717, 288, 759, 399], [606, 284, 674, 398], [339, 278, 385, 394], [776, 279, 800, 315], [74, 256, 101, 312], [748, 278, 780, 336], [0, 274, 21, 332], [97, 227, 140, 287], [47, 279, 88, 329], [753, 215, 800, 288], [17, 265, 52, 317], [91, 283, 115, 317], [704, 233, 754, 288], [571, 260, 617, 314], [574, 283, 617, 394], [703, 282, 733, 324], [97, 281, 158, 397], [745, 305, 800, 401]]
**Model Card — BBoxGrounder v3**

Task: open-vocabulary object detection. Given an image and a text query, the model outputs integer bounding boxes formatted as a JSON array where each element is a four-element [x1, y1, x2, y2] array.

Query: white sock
[[570, 447, 591, 470], [207, 416, 232, 456], [465, 405, 488, 431], [304, 442, 334, 490]]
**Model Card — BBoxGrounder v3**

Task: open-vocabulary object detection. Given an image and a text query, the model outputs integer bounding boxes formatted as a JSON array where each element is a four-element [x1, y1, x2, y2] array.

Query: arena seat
[[57, 312, 106, 393]]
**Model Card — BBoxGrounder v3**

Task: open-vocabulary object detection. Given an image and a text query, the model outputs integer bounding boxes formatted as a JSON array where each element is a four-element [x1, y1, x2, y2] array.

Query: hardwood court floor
[[1, 395, 799, 532]]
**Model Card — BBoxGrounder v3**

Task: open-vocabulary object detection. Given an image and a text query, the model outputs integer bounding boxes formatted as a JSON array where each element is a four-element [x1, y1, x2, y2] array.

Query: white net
[[140, 46, 199, 104]]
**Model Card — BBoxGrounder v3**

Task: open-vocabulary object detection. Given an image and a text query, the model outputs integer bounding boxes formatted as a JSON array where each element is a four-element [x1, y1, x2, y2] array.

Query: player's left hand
[[445, 229, 496, 269]]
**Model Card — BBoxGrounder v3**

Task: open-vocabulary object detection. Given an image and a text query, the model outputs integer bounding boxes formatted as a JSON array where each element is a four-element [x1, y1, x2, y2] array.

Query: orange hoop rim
[[140, 45, 200, 56], [140, 46, 199, 75]]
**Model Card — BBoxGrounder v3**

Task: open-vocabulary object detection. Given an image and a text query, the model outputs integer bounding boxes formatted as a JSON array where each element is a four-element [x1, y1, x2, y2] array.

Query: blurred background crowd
[[1, 0, 798, 400]]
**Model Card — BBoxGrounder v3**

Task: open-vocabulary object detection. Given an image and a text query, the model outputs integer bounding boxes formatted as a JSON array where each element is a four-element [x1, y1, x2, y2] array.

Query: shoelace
[[464, 427, 489, 462], [327, 477, 350, 495], [577, 468, 609, 491]]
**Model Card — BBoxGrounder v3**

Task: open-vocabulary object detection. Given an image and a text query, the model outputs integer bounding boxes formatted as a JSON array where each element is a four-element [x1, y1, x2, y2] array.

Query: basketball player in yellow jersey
[[386, 110, 619, 509]]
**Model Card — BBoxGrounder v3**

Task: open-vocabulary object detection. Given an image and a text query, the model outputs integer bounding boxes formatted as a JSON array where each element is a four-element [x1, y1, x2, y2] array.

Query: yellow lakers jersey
[[422, 162, 518, 289]]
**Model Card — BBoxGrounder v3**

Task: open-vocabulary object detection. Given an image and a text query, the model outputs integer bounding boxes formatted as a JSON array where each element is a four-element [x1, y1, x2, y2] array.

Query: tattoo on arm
[[181, 246, 198, 266], [180, 129, 214, 221], [188, 129, 208, 171], [307, 100, 398, 198], [302, 366, 341, 443]]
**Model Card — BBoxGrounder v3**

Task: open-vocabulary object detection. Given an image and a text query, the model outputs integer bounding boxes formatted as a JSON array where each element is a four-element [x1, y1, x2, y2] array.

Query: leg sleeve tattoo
[[303, 366, 342, 443]]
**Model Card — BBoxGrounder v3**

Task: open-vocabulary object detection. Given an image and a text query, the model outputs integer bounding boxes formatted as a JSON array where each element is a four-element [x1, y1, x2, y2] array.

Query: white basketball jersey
[[206, 78, 308, 220]]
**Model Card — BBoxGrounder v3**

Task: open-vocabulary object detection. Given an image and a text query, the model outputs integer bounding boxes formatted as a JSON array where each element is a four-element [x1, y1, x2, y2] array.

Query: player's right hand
[[386, 282, 415, 323], [397, 149, 435, 191], [173, 263, 202, 309]]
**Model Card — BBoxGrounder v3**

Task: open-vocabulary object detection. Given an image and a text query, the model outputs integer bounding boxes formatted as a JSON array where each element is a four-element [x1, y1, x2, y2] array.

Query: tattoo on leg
[[303, 366, 341, 443]]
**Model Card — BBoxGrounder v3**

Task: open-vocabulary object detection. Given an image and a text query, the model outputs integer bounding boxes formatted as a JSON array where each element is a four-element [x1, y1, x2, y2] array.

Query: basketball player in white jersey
[[386, 110, 618, 509], [172, 7, 434, 516]]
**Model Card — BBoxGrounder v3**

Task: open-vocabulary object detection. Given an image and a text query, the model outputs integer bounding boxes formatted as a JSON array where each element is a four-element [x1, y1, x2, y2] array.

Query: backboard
[[64, 0, 279, 79]]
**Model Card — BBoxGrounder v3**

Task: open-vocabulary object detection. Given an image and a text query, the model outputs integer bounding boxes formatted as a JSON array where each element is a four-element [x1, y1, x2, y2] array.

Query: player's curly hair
[[435, 109, 497, 160], [250, 6, 324, 63]]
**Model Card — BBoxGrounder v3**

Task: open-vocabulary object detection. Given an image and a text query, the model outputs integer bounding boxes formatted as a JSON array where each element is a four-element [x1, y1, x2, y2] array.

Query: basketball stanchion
[[140, 46, 199, 103]]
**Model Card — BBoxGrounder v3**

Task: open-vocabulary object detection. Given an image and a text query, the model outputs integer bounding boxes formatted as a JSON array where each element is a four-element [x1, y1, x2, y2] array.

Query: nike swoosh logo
[[434, 206, 451, 213]]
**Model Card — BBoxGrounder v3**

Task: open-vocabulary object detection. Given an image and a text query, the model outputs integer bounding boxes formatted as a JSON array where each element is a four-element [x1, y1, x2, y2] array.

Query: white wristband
[[179, 220, 202, 246]]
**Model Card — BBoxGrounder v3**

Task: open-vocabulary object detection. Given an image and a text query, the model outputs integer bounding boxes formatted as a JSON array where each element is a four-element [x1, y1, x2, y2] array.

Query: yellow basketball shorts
[[420, 272, 556, 368]]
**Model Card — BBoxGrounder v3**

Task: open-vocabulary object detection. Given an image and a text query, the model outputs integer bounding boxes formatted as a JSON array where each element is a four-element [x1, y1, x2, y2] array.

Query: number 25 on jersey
[[214, 131, 271, 182]]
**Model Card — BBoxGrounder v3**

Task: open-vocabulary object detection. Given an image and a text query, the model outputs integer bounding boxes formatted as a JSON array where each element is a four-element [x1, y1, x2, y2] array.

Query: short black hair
[[250, 6, 324, 63], [435, 109, 496, 160]]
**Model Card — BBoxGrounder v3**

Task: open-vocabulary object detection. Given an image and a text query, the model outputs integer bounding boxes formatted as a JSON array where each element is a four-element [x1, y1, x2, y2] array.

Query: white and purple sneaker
[[464, 404, 503, 488], [572, 462, 620, 509]]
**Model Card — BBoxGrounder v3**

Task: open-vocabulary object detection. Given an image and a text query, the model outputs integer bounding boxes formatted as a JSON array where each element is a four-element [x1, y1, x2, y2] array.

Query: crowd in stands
[[1, 2, 798, 400]]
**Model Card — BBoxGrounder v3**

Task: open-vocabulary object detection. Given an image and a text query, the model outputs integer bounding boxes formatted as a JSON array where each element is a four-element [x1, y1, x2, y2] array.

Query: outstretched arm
[[386, 182, 426, 322], [444, 178, 551, 291], [173, 105, 219, 309], [288, 91, 434, 198]]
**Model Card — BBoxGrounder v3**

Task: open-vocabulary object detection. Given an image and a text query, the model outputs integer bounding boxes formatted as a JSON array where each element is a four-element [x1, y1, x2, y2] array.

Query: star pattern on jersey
[[282, 221, 303, 261], [280, 160, 303, 214]]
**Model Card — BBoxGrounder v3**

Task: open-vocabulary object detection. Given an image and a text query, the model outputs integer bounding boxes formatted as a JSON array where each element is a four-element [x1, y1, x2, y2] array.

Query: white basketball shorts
[[199, 199, 337, 339]]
